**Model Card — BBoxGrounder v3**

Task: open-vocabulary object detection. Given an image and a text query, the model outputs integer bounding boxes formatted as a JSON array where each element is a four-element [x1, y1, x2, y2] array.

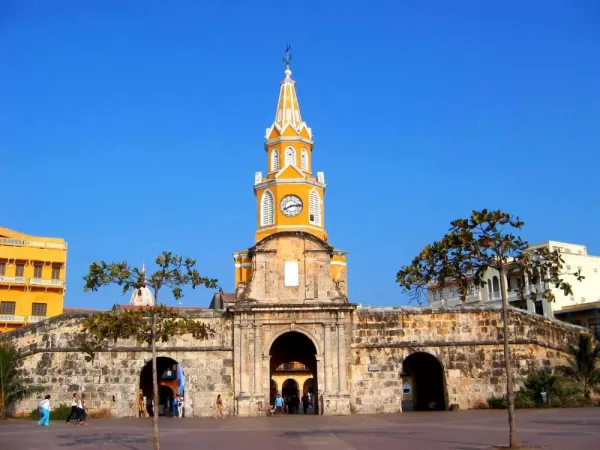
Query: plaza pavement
[[1, 408, 598, 450]]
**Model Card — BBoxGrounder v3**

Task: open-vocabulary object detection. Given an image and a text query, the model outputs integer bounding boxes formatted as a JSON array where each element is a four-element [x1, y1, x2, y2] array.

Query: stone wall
[[1, 310, 234, 418], [2, 304, 588, 418], [349, 305, 585, 413]]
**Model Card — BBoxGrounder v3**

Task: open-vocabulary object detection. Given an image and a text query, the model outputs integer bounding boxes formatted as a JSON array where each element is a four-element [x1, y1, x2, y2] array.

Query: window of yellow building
[[1, 301, 16, 315], [34, 264, 42, 278], [0, 262, 5, 276], [32, 303, 47, 317], [16, 263, 24, 277], [51, 266, 60, 280]]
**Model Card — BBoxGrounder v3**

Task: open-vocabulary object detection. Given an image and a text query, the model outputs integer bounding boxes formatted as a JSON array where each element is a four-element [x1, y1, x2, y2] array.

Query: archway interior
[[402, 352, 446, 411], [282, 378, 298, 398], [269, 331, 318, 414], [139, 357, 183, 416]]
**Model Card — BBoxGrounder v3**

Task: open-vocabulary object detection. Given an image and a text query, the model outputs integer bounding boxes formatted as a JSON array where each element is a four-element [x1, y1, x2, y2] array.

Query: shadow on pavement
[[55, 432, 150, 449]]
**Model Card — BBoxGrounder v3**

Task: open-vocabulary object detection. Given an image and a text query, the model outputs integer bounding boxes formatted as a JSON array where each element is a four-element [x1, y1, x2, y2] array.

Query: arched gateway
[[269, 332, 318, 414], [401, 352, 447, 411]]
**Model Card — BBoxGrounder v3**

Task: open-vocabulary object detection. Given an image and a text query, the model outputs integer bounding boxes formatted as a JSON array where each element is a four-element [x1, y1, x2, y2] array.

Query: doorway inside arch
[[269, 331, 318, 414], [401, 352, 447, 411], [139, 357, 185, 417]]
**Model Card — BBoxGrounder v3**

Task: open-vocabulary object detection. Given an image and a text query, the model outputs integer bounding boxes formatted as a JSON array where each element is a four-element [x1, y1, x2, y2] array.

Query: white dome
[[130, 286, 154, 306]]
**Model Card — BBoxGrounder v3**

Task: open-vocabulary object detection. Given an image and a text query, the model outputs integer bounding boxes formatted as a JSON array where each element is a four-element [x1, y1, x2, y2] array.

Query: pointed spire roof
[[275, 67, 303, 129], [265, 55, 312, 140]]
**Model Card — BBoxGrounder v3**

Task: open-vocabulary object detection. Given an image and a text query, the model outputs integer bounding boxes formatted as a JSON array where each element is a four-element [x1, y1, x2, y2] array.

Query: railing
[[30, 278, 64, 287], [27, 315, 46, 323], [0, 315, 25, 323], [0, 276, 26, 284], [0, 238, 67, 250]]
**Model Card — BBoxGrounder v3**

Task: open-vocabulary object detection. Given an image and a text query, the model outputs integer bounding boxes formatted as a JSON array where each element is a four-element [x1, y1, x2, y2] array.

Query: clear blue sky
[[1, 1, 598, 309]]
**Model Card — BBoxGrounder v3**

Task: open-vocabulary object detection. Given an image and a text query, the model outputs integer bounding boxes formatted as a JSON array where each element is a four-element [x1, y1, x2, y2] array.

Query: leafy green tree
[[523, 367, 561, 405], [0, 342, 42, 419], [81, 252, 218, 450], [397, 209, 582, 448], [557, 334, 600, 399]]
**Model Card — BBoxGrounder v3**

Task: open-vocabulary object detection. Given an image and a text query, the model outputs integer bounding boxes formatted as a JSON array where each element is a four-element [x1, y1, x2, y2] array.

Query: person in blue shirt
[[274, 393, 284, 415]]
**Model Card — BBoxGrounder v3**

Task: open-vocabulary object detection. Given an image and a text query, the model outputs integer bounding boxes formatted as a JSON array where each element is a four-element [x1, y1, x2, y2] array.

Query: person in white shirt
[[37, 395, 51, 427], [76, 394, 87, 425], [66, 393, 78, 424]]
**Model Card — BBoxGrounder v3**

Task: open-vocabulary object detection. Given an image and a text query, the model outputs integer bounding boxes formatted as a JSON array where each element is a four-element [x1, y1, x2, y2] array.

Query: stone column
[[240, 326, 249, 393], [315, 353, 325, 414], [254, 325, 262, 395], [337, 323, 347, 394], [324, 325, 333, 392]]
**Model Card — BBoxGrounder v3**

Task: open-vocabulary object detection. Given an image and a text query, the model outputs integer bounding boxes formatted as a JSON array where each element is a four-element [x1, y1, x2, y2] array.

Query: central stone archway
[[269, 331, 319, 414]]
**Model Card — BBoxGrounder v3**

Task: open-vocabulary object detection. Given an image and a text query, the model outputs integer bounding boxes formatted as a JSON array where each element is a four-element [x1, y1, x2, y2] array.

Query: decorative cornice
[[254, 178, 326, 193], [264, 136, 314, 149]]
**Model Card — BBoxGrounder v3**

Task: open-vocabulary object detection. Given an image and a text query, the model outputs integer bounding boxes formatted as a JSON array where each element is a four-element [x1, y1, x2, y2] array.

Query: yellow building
[[233, 58, 348, 296], [0, 226, 67, 333]]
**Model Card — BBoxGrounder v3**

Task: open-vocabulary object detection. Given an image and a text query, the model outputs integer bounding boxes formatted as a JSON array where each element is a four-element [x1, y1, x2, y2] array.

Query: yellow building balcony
[[1, 237, 67, 250], [27, 315, 47, 323], [0, 314, 25, 323], [29, 278, 65, 288], [0, 276, 26, 285]]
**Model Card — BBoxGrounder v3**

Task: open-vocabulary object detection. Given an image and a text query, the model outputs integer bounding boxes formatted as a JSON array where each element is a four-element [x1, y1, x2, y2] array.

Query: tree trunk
[[499, 268, 517, 448], [151, 313, 160, 450]]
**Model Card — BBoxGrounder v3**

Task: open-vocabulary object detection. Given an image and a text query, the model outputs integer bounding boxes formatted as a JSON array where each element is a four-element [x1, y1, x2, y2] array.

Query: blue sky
[[1, 1, 598, 309]]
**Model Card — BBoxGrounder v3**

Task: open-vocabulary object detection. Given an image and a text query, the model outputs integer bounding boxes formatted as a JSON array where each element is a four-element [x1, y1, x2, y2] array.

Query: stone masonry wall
[[349, 306, 585, 413], [1, 310, 234, 418]]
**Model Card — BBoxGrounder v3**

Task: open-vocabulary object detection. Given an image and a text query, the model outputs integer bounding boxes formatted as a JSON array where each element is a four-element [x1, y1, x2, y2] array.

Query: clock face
[[280, 195, 303, 217]]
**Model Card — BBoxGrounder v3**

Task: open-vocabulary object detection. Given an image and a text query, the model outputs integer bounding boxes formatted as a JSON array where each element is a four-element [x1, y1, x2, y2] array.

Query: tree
[[557, 333, 600, 399], [523, 367, 561, 405], [0, 342, 42, 419], [396, 209, 582, 448], [81, 252, 218, 450]]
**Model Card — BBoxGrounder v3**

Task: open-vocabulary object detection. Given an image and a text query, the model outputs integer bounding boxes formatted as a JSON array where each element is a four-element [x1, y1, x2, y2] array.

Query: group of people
[[273, 392, 313, 415], [66, 393, 88, 425], [36, 392, 87, 427]]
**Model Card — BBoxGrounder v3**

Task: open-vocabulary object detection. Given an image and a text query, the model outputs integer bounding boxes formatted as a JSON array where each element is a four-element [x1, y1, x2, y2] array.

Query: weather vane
[[283, 44, 292, 68]]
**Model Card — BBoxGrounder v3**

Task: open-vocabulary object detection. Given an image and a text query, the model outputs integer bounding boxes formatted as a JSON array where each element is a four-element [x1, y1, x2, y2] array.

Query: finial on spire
[[283, 44, 292, 79]]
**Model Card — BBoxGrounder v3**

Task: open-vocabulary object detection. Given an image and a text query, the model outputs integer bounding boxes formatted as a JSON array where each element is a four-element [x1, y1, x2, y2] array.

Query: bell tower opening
[[269, 331, 318, 414]]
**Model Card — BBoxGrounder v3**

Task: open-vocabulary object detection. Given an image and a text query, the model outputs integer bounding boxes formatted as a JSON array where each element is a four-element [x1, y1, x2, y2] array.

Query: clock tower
[[232, 57, 348, 301], [253, 64, 326, 243]]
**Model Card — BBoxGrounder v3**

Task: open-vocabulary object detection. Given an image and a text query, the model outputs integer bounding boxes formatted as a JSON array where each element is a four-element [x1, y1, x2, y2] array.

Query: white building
[[427, 241, 600, 334]]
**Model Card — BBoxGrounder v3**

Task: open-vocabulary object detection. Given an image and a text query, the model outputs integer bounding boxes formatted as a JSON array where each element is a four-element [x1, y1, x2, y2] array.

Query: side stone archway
[[401, 352, 447, 411], [139, 357, 185, 417]]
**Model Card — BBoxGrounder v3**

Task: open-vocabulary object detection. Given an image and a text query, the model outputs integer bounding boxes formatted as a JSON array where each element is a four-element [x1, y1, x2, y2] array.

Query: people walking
[[215, 394, 225, 418], [37, 395, 51, 427], [302, 392, 309, 414], [66, 393, 78, 423], [76, 394, 87, 425], [274, 393, 283, 415]]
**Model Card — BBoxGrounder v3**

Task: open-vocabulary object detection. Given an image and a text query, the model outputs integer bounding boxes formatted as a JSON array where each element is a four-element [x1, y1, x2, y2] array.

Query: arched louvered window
[[301, 148, 308, 171], [285, 147, 296, 166], [309, 189, 321, 226], [261, 190, 274, 226], [271, 149, 280, 171]]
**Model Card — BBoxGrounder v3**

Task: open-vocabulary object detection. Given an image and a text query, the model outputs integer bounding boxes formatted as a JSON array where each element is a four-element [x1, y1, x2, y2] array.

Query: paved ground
[[1, 409, 599, 449]]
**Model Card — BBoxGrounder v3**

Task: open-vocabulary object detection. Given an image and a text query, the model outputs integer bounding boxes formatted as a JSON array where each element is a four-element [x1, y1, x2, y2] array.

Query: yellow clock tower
[[232, 56, 348, 300], [254, 64, 326, 243]]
